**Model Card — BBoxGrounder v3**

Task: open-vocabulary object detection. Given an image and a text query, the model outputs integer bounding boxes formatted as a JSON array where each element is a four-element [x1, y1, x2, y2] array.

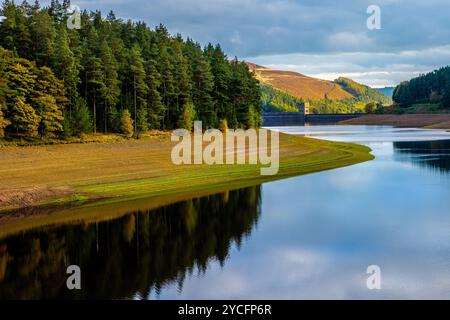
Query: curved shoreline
[[0, 132, 373, 237]]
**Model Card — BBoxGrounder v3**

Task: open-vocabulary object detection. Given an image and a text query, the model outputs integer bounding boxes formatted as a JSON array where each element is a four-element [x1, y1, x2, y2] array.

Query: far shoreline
[[340, 113, 450, 130]]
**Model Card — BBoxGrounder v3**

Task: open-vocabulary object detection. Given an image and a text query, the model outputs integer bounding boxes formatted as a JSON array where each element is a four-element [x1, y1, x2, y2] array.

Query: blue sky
[[54, 0, 450, 87]]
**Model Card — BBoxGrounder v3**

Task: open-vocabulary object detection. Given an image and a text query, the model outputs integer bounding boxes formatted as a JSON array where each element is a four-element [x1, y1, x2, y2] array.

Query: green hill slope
[[334, 77, 392, 105]]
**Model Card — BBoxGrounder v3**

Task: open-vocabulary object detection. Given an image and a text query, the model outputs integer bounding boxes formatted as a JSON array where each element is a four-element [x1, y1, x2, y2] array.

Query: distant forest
[[393, 66, 450, 109], [261, 85, 303, 113], [0, 0, 261, 139], [334, 77, 392, 105]]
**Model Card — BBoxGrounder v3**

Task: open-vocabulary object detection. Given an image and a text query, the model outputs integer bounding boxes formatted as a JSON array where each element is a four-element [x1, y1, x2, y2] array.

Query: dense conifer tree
[[393, 66, 450, 108], [29, 9, 55, 66], [71, 97, 92, 136], [157, 45, 175, 127], [0, 107, 10, 138], [33, 66, 66, 137], [54, 25, 79, 109], [128, 44, 148, 133], [192, 54, 215, 127], [83, 28, 104, 133], [99, 39, 120, 132], [0, 1, 261, 140], [10, 96, 40, 136], [145, 58, 164, 129], [206, 44, 232, 121]]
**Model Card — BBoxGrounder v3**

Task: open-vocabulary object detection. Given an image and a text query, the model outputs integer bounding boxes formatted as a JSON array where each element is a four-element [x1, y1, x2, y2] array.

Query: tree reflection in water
[[0, 186, 261, 299], [393, 140, 450, 175]]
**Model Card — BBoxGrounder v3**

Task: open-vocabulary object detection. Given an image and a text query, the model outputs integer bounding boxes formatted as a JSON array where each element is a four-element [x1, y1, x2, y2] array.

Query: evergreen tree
[[83, 28, 104, 133], [0, 1, 31, 57], [207, 44, 232, 120], [136, 105, 147, 136], [191, 54, 214, 127], [109, 36, 127, 110], [145, 58, 164, 129], [32, 66, 66, 137], [47, 0, 66, 23], [0, 0, 17, 51], [128, 44, 148, 133], [157, 45, 175, 127], [0, 3, 263, 139], [4, 59, 37, 114], [61, 113, 72, 138], [13, 1, 31, 58], [229, 59, 261, 128], [0, 106, 10, 138], [54, 25, 79, 109], [71, 97, 92, 136], [393, 65, 450, 107], [99, 39, 120, 132], [34, 66, 67, 105], [10, 96, 40, 136], [107, 106, 120, 132], [170, 42, 191, 128], [0, 47, 10, 111], [35, 94, 63, 137], [30, 9, 56, 66], [441, 85, 450, 109]]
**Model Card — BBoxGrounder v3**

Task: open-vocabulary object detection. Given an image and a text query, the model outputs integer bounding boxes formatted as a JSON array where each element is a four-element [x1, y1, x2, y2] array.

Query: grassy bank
[[0, 131, 373, 236], [341, 114, 450, 130]]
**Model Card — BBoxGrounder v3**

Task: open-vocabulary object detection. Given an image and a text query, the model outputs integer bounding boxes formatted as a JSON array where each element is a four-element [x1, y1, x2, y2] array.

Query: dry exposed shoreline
[[0, 132, 373, 215], [340, 114, 450, 130]]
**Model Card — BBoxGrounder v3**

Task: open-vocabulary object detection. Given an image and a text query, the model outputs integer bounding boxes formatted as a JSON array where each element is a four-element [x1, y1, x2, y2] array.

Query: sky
[[50, 0, 450, 87]]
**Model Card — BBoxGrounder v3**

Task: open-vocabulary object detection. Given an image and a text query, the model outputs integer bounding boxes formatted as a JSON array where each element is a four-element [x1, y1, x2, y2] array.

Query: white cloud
[[328, 32, 373, 50], [39, 0, 450, 87], [247, 45, 450, 87]]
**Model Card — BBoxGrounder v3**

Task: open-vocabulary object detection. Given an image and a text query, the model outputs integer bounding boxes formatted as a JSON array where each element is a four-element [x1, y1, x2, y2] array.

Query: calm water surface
[[1, 125, 450, 299]]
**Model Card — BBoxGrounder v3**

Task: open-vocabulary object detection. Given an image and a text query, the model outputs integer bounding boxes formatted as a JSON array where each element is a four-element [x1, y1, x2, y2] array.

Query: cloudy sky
[[63, 0, 450, 87]]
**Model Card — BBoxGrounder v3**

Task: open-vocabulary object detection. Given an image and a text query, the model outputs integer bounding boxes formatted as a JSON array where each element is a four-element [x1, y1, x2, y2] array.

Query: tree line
[[393, 65, 450, 109], [0, 0, 261, 139], [261, 84, 303, 113]]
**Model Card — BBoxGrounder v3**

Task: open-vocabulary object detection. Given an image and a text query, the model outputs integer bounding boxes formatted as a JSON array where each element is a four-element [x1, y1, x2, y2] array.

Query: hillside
[[249, 63, 391, 114], [334, 77, 392, 105], [248, 63, 353, 100], [261, 84, 302, 112]]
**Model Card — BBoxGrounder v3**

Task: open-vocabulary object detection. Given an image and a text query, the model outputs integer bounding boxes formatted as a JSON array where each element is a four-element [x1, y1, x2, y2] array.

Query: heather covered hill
[[248, 63, 353, 100], [249, 63, 391, 114]]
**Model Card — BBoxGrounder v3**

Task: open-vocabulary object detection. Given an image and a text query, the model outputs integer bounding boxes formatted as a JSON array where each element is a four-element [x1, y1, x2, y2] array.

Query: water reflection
[[0, 186, 261, 299], [394, 140, 450, 174], [3, 126, 450, 300]]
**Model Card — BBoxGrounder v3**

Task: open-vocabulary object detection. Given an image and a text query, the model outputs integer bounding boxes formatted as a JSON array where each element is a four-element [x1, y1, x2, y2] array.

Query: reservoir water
[[1, 125, 450, 299]]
